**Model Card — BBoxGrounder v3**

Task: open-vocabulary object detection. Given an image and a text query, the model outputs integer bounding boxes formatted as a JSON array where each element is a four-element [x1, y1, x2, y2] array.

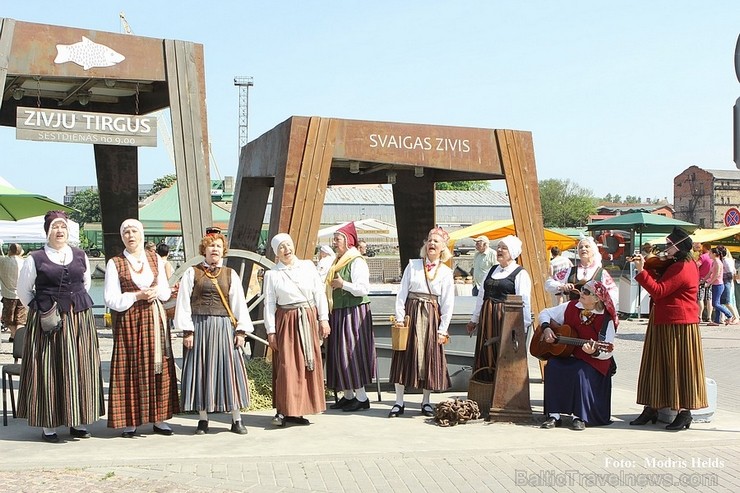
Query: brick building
[[674, 166, 740, 228]]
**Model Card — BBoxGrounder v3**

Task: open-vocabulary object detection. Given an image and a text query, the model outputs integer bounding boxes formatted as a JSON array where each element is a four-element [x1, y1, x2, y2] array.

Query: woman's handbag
[[467, 367, 495, 415], [38, 302, 62, 333], [390, 315, 410, 351]]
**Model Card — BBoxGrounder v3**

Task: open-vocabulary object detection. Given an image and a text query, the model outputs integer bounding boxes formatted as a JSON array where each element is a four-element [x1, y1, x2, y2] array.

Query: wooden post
[[489, 294, 533, 422]]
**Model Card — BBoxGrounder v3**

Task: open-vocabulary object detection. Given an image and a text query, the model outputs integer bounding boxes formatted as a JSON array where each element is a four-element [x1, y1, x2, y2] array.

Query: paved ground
[[2, 318, 740, 492]]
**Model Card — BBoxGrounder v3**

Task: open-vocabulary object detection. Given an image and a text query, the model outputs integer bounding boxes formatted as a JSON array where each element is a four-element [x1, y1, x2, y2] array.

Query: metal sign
[[15, 107, 157, 147], [725, 207, 740, 226]]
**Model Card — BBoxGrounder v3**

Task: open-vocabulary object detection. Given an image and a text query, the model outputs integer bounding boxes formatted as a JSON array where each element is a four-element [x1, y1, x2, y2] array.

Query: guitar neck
[[556, 335, 600, 347]]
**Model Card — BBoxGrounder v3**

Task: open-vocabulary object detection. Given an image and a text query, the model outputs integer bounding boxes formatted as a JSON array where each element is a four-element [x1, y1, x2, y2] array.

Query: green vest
[[332, 259, 370, 309]]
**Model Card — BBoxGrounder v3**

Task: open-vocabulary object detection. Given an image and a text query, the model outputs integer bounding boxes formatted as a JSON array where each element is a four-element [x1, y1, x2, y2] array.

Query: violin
[[628, 252, 675, 280]]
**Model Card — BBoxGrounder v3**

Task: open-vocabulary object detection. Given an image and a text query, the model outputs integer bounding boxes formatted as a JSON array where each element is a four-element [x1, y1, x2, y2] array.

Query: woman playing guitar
[[535, 279, 618, 431]]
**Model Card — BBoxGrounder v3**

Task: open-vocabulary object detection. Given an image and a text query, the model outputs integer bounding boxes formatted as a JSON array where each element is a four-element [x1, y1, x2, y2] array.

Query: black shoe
[[230, 421, 248, 434], [41, 432, 59, 443], [285, 416, 310, 425], [571, 418, 586, 431], [343, 398, 370, 412], [388, 404, 405, 418], [272, 413, 286, 427], [421, 403, 435, 417], [7, 337, 13, 343], [666, 410, 692, 431], [329, 396, 352, 410], [69, 427, 91, 439], [540, 417, 562, 429], [153, 425, 173, 436], [195, 420, 209, 435], [121, 429, 137, 438], [629, 406, 658, 426]]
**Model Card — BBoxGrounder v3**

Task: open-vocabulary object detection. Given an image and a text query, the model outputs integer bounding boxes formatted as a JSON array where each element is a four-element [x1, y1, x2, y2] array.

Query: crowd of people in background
[[3, 212, 740, 442]]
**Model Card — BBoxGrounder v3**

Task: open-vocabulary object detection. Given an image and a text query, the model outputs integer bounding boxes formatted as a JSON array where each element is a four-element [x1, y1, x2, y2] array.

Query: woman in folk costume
[[466, 235, 532, 382], [537, 280, 617, 430], [545, 236, 618, 311], [16, 210, 104, 442], [388, 227, 455, 418], [264, 233, 330, 426], [325, 221, 376, 413], [174, 231, 253, 435], [104, 219, 179, 438], [630, 227, 707, 431]]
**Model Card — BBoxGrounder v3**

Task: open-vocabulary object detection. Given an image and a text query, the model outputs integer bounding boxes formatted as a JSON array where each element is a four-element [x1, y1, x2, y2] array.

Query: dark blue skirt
[[543, 357, 612, 426]]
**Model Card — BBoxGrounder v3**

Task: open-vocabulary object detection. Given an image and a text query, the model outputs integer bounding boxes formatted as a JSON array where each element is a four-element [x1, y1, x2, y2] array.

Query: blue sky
[[2, 2, 740, 204]]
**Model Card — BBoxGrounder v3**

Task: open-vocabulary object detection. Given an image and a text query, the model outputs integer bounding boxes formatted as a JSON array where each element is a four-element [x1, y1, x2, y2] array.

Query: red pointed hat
[[336, 222, 358, 248]]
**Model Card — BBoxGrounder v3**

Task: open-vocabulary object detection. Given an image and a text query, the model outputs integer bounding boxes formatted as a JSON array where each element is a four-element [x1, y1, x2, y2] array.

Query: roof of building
[[705, 169, 740, 180], [323, 187, 510, 206]]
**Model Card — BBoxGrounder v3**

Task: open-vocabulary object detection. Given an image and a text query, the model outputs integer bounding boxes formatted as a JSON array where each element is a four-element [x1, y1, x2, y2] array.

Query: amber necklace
[[425, 257, 440, 281], [127, 253, 145, 275]]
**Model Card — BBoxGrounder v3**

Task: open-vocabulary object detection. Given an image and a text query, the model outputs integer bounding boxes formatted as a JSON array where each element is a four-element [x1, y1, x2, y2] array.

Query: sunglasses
[[205, 227, 222, 235], [581, 288, 594, 297]]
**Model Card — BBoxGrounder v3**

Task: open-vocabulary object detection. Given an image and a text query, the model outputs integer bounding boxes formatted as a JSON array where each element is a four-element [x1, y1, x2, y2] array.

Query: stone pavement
[[2, 319, 740, 492]]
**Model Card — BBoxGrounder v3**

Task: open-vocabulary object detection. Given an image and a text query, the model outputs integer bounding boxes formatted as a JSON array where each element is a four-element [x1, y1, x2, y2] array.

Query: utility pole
[[234, 76, 254, 159]]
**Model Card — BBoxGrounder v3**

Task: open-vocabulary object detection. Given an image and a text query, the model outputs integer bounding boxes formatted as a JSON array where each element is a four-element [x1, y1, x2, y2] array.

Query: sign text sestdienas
[[15, 107, 157, 147]]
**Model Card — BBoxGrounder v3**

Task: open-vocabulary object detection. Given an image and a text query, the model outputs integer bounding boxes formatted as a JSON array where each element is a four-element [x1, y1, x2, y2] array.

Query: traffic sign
[[725, 207, 740, 227]]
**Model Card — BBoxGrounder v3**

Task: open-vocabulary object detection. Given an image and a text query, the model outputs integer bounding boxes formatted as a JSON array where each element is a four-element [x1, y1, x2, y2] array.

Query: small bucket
[[391, 323, 409, 351]]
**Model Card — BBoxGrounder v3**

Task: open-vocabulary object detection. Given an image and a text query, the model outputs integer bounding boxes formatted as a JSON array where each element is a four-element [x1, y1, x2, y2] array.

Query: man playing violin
[[536, 280, 618, 431]]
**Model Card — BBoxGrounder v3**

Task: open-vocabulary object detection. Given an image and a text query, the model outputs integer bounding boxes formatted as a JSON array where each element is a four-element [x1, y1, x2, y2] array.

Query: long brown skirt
[[388, 296, 450, 391], [272, 306, 326, 416], [471, 299, 504, 383], [636, 312, 708, 410]]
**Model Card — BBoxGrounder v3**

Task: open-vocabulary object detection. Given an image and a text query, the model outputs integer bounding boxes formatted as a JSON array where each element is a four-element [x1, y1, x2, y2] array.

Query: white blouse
[[263, 259, 329, 334], [395, 258, 455, 335], [470, 261, 532, 327], [103, 250, 171, 312], [537, 301, 615, 361], [17, 244, 91, 307], [173, 262, 254, 334]]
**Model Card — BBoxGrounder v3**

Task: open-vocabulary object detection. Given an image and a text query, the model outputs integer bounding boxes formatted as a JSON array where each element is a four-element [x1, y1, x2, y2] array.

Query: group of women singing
[[17, 213, 252, 441], [14, 210, 705, 441]]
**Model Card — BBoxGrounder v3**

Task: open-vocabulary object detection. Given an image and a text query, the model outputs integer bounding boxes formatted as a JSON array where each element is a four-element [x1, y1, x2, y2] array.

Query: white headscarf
[[271, 233, 293, 254], [120, 218, 145, 238], [498, 235, 523, 259]]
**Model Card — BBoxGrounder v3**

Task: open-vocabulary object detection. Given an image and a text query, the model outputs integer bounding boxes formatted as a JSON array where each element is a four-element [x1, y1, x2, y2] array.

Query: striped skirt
[[471, 299, 504, 383], [107, 302, 180, 428], [326, 303, 376, 391], [17, 307, 105, 428], [388, 295, 451, 392], [272, 306, 326, 416], [636, 312, 708, 411], [180, 314, 250, 413]]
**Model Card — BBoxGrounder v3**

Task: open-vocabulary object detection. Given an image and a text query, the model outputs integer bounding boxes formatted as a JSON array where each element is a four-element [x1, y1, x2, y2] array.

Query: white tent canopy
[[0, 215, 80, 247], [317, 218, 398, 245]]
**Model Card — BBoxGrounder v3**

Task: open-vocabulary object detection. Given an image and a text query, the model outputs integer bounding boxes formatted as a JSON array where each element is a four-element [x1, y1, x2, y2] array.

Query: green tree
[[69, 188, 101, 227], [539, 179, 597, 227], [435, 180, 489, 191], [148, 174, 177, 197], [603, 193, 613, 202], [624, 195, 641, 204]]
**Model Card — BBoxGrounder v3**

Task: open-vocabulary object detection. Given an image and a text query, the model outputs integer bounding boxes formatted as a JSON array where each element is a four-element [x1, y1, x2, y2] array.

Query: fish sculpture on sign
[[55, 36, 125, 70]]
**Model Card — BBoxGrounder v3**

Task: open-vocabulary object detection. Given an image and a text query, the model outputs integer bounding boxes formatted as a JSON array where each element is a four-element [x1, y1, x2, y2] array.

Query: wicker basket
[[467, 367, 495, 415]]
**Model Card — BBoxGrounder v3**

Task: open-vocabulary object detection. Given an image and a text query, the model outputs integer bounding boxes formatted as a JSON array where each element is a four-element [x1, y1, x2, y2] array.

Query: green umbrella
[[0, 184, 76, 221]]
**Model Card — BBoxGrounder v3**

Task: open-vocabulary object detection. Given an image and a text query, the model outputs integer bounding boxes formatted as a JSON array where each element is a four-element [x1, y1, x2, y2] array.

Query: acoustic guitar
[[529, 321, 613, 360]]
